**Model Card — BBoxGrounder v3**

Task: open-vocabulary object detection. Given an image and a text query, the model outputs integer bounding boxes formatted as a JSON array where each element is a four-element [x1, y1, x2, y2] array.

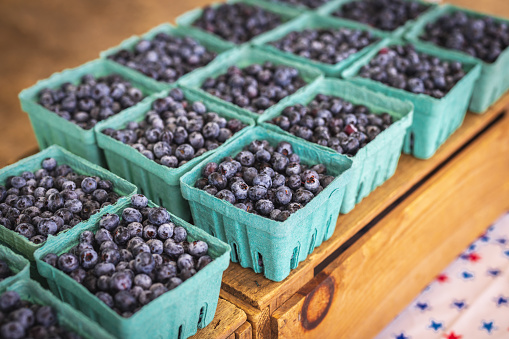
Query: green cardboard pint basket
[[405, 4, 509, 113], [259, 78, 414, 213], [342, 38, 481, 159], [100, 23, 232, 91], [176, 0, 300, 50], [317, 0, 436, 37], [180, 126, 353, 282], [96, 87, 255, 222], [0, 145, 137, 261], [180, 46, 323, 122], [34, 200, 230, 339], [2, 280, 114, 339], [18, 59, 162, 166], [251, 13, 386, 77], [244, 0, 333, 15], [0, 244, 30, 290]]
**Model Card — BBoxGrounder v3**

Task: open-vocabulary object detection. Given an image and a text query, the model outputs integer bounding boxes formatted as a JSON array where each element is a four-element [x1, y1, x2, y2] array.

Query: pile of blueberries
[[0, 260, 13, 283], [332, 0, 430, 32], [271, 28, 379, 65], [358, 44, 467, 98], [193, 3, 283, 44], [270, 0, 330, 9], [195, 140, 336, 221], [108, 33, 217, 83], [103, 88, 246, 168], [201, 63, 307, 114], [422, 11, 509, 63], [0, 290, 80, 339], [38, 74, 146, 130], [0, 158, 121, 244], [43, 195, 212, 317], [271, 95, 393, 156]]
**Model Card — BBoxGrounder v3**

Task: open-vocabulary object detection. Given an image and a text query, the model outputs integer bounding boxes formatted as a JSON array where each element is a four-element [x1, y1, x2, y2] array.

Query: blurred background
[[0, 0, 508, 167]]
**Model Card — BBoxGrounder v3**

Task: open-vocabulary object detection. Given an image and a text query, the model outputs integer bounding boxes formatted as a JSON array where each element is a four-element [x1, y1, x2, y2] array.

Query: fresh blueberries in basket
[[0, 259, 13, 282], [195, 140, 336, 220], [201, 63, 307, 114], [270, 94, 394, 157], [270, 0, 330, 9], [0, 291, 80, 339], [44, 194, 213, 317], [332, 0, 430, 32], [108, 33, 217, 83], [193, 3, 283, 44], [421, 11, 509, 63], [358, 44, 467, 98], [103, 88, 246, 168], [37, 74, 146, 130], [0, 158, 122, 244], [271, 28, 378, 65]]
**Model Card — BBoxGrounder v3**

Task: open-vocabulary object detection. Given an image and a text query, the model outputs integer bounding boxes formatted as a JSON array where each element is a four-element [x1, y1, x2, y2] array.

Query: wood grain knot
[[300, 275, 335, 331]]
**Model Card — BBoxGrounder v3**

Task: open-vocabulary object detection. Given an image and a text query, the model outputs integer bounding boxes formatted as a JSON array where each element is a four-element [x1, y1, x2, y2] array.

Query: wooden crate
[[219, 93, 509, 338]]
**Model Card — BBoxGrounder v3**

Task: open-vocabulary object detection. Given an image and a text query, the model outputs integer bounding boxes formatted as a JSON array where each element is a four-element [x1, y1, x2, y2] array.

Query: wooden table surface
[[1, 0, 508, 166]]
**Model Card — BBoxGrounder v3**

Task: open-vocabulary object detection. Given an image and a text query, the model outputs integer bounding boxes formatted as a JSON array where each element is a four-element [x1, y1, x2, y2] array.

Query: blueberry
[[253, 174, 272, 189], [102, 248, 121, 265], [157, 223, 174, 240], [248, 185, 267, 201], [35, 306, 56, 327], [42, 253, 58, 267], [110, 271, 133, 291], [15, 223, 35, 239], [114, 291, 137, 312], [167, 277, 183, 290], [81, 177, 97, 193], [99, 213, 120, 231], [134, 274, 152, 289], [173, 226, 187, 243], [177, 253, 194, 271], [1, 321, 25, 339], [197, 255, 213, 271], [79, 249, 99, 269], [164, 239, 184, 258], [0, 291, 20, 311], [41, 158, 57, 171], [208, 172, 227, 190], [231, 181, 249, 200], [134, 252, 155, 274], [122, 208, 143, 223], [57, 253, 79, 273], [148, 207, 168, 225], [93, 262, 116, 277], [96, 292, 114, 308], [157, 263, 177, 282], [188, 240, 208, 257], [255, 199, 274, 216], [215, 190, 236, 204]]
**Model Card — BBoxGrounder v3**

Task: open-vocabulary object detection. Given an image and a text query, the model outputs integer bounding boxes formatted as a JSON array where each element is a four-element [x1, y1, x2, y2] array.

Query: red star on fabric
[[444, 332, 462, 339], [468, 252, 481, 262], [437, 273, 449, 283]]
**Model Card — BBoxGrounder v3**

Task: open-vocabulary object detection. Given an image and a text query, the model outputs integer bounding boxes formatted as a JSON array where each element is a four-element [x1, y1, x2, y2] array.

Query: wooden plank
[[271, 107, 509, 338], [191, 298, 247, 339], [235, 322, 252, 339], [221, 92, 509, 314]]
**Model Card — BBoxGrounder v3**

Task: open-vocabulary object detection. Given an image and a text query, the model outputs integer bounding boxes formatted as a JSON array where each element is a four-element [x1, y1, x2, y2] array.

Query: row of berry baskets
[[5, 0, 508, 338]]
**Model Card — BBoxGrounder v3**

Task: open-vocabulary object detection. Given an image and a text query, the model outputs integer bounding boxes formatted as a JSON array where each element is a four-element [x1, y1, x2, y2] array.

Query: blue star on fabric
[[395, 333, 409, 339], [496, 238, 507, 245], [452, 300, 467, 310], [481, 321, 495, 333], [504, 250, 509, 257], [496, 296, 508, 306], [488, 268, 501, 277], [459, 253, 469, 260], [429, 320, 443, 331], [461, 271, 474, 279], [468, 243, 476, 251], [416, 302, 429, 311], [480, 234, 489, 242]]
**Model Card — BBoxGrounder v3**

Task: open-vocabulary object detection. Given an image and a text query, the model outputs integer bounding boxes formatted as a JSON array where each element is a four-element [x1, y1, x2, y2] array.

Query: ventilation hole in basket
[[178, 325, 184, 339], [290, 246, 300, 270], [257, 253, 264, 274], [209, 229, 215, 237], [409, 132, 415, 154], [231, 242, 239, 263], [356, 182, 364, 202], [323, 215, 333, 241], [308, 229, 317, 255], [198, 304, 208, 328], [156, 196, 163, 206]]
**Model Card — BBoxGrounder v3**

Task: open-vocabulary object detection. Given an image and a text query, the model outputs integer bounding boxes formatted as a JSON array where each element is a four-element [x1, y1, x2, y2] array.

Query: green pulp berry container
[[2, 280, 114, 339], [18, 59, 163, 167], [180, 46, 323, 122], [0, 145, 137, 261], [317, 0, 436, 37], [259, 78, 414, 213], [245, 0, 333, 15], [251, 13, 386, 77], [0, 244, 30, 290], [176, 0, 300, 50], [341, 38, 482, 159], [95, 87, 255, 222], [405, 4, 509, 113], [34, 200, 231, 339], [100, 23, 233, 91], [180, 126, 353, 282]]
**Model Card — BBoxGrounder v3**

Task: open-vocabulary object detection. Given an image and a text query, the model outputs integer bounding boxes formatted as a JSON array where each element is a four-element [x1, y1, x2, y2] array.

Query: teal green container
[[180, 46, 323, 122], [251, 13, 386, 77], [95, 87, 255, 222], [100, 23, 232, 91], [0, 145, 137, 261], [18, 59, 163, 166], [259, 78, 414, 213], [405, 4, 509, 113], [317, 0, 436, 37], [341, 38, 482, 159], [0, 245, 30, 290], [176, 0, 301, 50], [3, 280, 114, 339], [245, 0, 333, 15], [34, 200, 230, 339], [180, 126, 353, 282]]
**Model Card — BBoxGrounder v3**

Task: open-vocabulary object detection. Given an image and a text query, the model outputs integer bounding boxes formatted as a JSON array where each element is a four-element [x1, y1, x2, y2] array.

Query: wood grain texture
[[235, 322, 253, 339], [190, 298, 247, 339], [271, 109, 509, 339]]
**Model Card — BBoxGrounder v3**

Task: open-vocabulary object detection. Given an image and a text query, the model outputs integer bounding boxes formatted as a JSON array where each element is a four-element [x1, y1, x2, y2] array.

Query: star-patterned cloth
[[376, 212, 509, 339]]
